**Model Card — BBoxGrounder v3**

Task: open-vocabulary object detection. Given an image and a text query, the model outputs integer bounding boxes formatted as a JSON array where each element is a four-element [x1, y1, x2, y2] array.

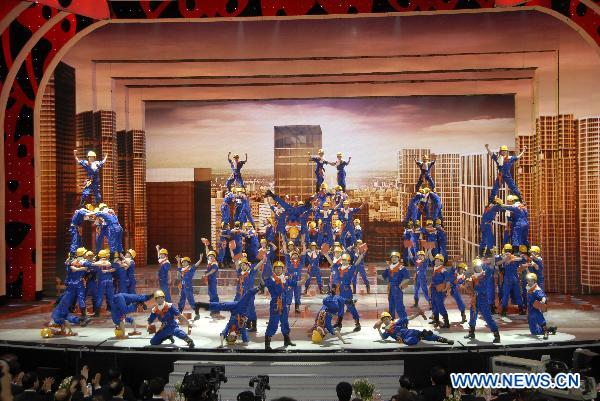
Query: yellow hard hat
[[76, 247, 87, 257], [343, 200, 350, 206], [310, 242, 317, 247], [390, 251, 401, 258], [426, 220, 433, 226], [416, 250, 426, 256], [335, 185, 342, 191], [287, 240, 295, 247], [354, 218, 360, 225], [457, 262, 467, 269], [518, 245, 528, 253], [86, 204, 95, 211], [226, 333, 238, 345], [181, 256, 191, 263], [341, 253, 352, 261], [323, 202, 330, 207], [334, 220, 342, 228], [207, 250, 217, 257], [311, 329, 324, 344], [320, 183, 328, 190], [333, 246, 343, 253], [472, 257, 482, 267], [414, 220, 421, 226], [233, 153, 240, 158], [500, 145, 509, 151], [317, 148, 324, 155], [503, 244, 513, 252], [525, 272, 538, 282], [420, 187, 431, 194], [309, 221, 317, 229], [356, 239, 363, 245], [234, 221, 241, 227], [154, 290, 165, 299], [333, 241, 341, 247], [127, 249, 136, 259], [84, 251, 94, 257], [240, 257, 249, 265], [98, 203, 108, 210], [244, 221, 253, 228], [114, 327, 125, 338], [381, 312, 392, 320], [87, 151, 97, 157], [530, 245, 541, 254], [159, 248, 168, 255], [435, 219, 442, 225], [273, 261, 285, 268], [507, 195, 519, 203], [260, 238, 267, 245], [434, 254, 445, 262], [98, 249, 110, 258], [40, 327, 53, 338], [336, 152, 343, 157]]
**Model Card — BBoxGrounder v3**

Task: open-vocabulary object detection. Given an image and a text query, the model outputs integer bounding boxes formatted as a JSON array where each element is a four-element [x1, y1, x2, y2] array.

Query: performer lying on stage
[[310, 285, 352, 345], [374, 311, 454, 346], [111, 292, 152, 338], [47, 293, 92, 337]]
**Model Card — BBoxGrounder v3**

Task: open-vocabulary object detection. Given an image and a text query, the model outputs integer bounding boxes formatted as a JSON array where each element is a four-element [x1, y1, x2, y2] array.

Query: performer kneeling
[[195, 287, 260, 347], [112, 292, 152, 338], [525, 273, 557, 340], [310, 285, 351, 345], [374, 311, 453, 346], [147, 290, 195, 348]]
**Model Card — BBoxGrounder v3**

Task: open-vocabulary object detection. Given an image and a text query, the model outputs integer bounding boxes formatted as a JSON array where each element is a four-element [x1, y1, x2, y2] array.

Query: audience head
[[430, 366, 447, 386], [236, 391, 255, 401], [399, 375, 413, 391], [55, 389, 71, 401], [149, 377, 166, 396], [108, 368, 122, 381], [109, 380, 124, 398], [395, 389, 415, 401], [336, 381, 353, 401], [21, 372, 38, 390]]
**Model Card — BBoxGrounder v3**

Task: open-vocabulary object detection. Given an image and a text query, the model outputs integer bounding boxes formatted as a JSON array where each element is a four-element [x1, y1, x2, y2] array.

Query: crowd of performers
[[44, 146, 556, 349]]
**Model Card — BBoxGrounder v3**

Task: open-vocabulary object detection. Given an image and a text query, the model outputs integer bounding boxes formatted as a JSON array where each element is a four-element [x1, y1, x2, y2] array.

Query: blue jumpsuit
[[317, 210, 335, 247], [501, 258, 524, 310], [285, 254, 305, 307], [354, 225, 363, 242], [114, 263, 129, 294], [316, 294, 347, 335], [337, 207, 360, 244], [381, 321, 441, 345], [230, 229, 244, 257], [310, 156, 328, 192], [94, 211, 123, 254], [95, 220, 108, 254], [265, 224, 275, 244], [381, 263, 410, 320], [51, 293, 82, 326], [234, 267, 258, 321], [78, 159, 105, 206], [468, 272, 498, 333], [413, 258, 430, 304], [84, 265, 98, 306], [415, 160, 435, 191], [332, 264, 360, 320], [147, 303, 187, 345], [205, 262, 220, 303], [501, 204, 529, 248], [244, 230, 260, 262], [209, 287, 260, 343], [263, 266, 296, 337], [335, 160, 349, 191], [234, 197, 255, 227], [178, 265, 197, 312], [69, 209, 87, 256], [111, 293, 152, 326], [436, 227, 448, 262], [421, 226, 438, 255], [529, 257, 544, 290], [479, 204, 501, 255], [94, 262, 115, 311], [351, 249, 369, 292], [271, 206, 288, 239], [64, 259, 87, 311], [126, 259, 136, 294], [482, 262, 496, 310], [304, 250, 323, 291], [225, 159, 246, 190], [404, 193, 424, 224], [430, 266, 449, 319], [526, 285, 548, 335], [489, 153, 522, 203], [402, 229, 413, 265], [158, 260, 172, 303], [447, 266, 466, 313], [220, 191, 235, 226], [217, 229, 231, 265], [428, 192, 444, 224]]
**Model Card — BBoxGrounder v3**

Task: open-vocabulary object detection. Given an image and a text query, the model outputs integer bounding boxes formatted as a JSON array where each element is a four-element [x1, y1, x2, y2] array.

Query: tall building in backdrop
[[459, 153, 509, 264], [274, 125, 322, 200], [515, 135, 538, 243], [116, 129, 147, 266], [577, 117, 600, 294], [532, 115, 579, 293], [39, 62, 77, 294], [397, 149, 430, 219]]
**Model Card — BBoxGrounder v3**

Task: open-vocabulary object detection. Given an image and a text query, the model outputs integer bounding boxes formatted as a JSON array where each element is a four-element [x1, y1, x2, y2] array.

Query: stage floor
[[1, 291, 599, 352]]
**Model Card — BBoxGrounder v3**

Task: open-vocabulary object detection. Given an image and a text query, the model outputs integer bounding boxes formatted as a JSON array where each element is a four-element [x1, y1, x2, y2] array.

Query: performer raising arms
[[330, 152, 351, 192], [225, 152, 247, 190], [485, 143, 527, 203], [74, 149, 107, 207], [308, 148, 330, 193]]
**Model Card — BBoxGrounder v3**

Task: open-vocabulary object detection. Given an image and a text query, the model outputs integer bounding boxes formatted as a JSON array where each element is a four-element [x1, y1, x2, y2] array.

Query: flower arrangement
[[444, 390, 462, 401], [353, 378, 376, 401], [59, 376, 73, 390]]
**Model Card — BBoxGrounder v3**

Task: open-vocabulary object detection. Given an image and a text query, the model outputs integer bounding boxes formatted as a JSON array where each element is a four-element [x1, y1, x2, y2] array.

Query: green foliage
[[353, 378, 376, 401]]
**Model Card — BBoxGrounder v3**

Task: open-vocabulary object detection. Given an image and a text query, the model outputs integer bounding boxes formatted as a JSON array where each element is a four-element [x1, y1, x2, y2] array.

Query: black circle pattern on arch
[[61, 18, 71, 32], [42, 6, 52, 20], [185, 0, 195, 11], [576, 3, 587, 17], [58, 0, 72, 8], [8, 180, 19, 193], [17, 144, 27, 158], [21, 195, 30, 209]]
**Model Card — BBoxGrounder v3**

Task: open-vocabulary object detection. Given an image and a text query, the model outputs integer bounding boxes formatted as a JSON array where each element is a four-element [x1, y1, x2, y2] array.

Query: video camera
[[181, 365, 227, 401], [249, 375, 270, 401]]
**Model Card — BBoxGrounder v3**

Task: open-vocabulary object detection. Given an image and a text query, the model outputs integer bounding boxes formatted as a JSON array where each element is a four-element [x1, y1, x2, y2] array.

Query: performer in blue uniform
[[415, 154, 436, 191], [402, 222, 414, 265], [175, 253, 203, 318], [91, 249, 116, 316], [413, 250, 431, 308], [479, 200, 502, 255], [155, 245, 172, 302], [283, 240, 307, 314], [310, 286, 352, 345], [225, 152, 247, 190], [216, 223, 232, 267], [375, 311, 453, 345], [336, 200, 364, 245], [498, 244, 525, 316], [229, 221, 244, 259], [430, 254, 450, 328], [481, 251, 497, 314], [308, 149, 330, 193], [220, 190, 235, 227], [485, 143, 527, 203], [64, 248, 90, 318], [234, 255, 265, 332], [524, 273, 557, 339], [528, 246, 544, 290], [49, 291, 91, 334], [326, 251, 365, 332], [404, 192, 425, 225], [111, 292, 152, 335], [353, 219, 363, 242], [199, 239, 221, 307], [448, 262, 467, 323], [122, 249, 137, 294], [262, 260, 297, 351], [91, 206, 123, 257], [350, 240, 370, 294], [147, 290, 195, 348], [304, 242, 324, 295], [330, 152, 351, 192], [500, 195, 529, 249], [69, 208, 91, 257], [464, 258, 501, 343], [74, 149, 107, 206], [381, 251, 410, 321], [234, 190, 256, 227], [94, 214, 108, 254]]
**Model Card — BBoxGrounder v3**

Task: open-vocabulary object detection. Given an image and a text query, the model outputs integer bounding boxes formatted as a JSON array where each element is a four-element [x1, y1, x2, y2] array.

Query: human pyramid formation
[[44, 144, 556, 350]]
